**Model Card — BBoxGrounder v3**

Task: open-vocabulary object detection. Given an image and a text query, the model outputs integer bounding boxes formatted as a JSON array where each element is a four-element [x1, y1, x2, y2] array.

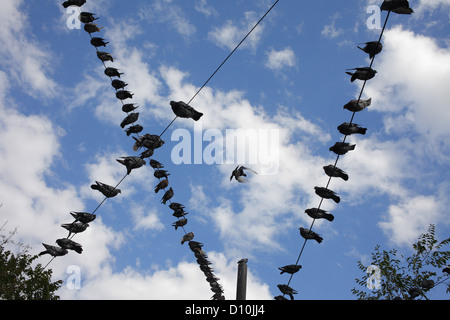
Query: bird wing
[[241, 166, 258, 175]]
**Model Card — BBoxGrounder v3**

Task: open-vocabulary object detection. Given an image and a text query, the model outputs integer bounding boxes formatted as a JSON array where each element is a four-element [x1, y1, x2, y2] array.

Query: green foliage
[[0, 225, 63, 300], [351, 224, 450, 300]]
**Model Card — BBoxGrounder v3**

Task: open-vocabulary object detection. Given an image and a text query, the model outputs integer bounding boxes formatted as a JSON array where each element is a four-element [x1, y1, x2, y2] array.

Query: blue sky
[[0, 0, 449, 300]]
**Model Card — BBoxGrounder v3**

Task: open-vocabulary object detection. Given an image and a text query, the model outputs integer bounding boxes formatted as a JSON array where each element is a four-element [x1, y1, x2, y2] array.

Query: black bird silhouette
[[116, 90, 134, 100], [161, 187, 174, 204], [116, 156, 146, 175], [278, 264, 302, 275], [357, 41, 383, 59], [125, 124, 143, 136], [154, 179, 169, 193], [84, 23, 103, 34], [343, 98, 372, 112], [277, 284, 297, 300], [150, 159, 164, 169], [97, 51, 114, 63], [337, 122, 367, 136], [346, 67, 377, 82], [105, 67, 123, 78], [323, 164, 349, 181], [61, 221, 89, 238], [230, 165, 258, 183], [120, 113, 139, 128], [314, 186, 340, 203], [91, 181, 121, 198], [381, 0, 414, 14], [132, 134, 165, 151], [111, 79, 128, 90], [90, 37, 109, 48], [56, 238, 83, 254], [329, 142, 356, 155], [443, 265, 450, 274], [39, 244, 68, 257], [79, 12, 98, 24], [299, 227, 323, 243], [181, 232, 194, 245], [305, 208, 334, 222], [172, 218, 187, 230], [122, 103, 139, 113], [70, 211, 96, 224], [170, 101, 203, 121], [154, 169, 170, 179], [62, 0, 86, 8]]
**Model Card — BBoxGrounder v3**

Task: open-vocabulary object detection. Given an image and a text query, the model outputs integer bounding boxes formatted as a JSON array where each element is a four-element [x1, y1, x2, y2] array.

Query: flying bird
[[79, 12, 98, 24], [305, 208, 334, 222], [116, 90, 134, 100], [323, 164, 349, 181], [277, 284, 297, 300], [337, 122, 367, 136], [132, 134, 165, 151], [125, 124, 143, 136], [381, 0, 414, 14], [122, 103, 139, 113], [62, 0, 86, 8], [299, 227, 323, 243], [70, 211, 96, 224], [314, 186, 340, 203], [343, 98, 372, 112], [56, 238, 83, 254], [181, 232, 195, 245], [39, 244, 68, 257], [83, 23, 103, 34], [120, 112, 139, 128], [230, 165, 258, 183], [61, 221, 89, 238], [170, 101, 203, 121], [278, 264, 302, 275], [111, 79, 128, 90], [346, 67, 377, 82], [91, 181, 121, 198], [329, 142, 356, 155], [357, 41, 383, 59], [90, 37, 109, 48], [154, 178, 169, 193], [172, 218, 187, 230], [104, 67, 123, 78], [161, 187, 174, 204], [116, 156, 146, 175]]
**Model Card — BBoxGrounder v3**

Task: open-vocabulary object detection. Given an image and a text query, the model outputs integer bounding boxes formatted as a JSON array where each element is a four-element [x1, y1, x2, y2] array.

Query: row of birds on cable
[[41, 0, 225, 300], [274, 0, 415, 300]]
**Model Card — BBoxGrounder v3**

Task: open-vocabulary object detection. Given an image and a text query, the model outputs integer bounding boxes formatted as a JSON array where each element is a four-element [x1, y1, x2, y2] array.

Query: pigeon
[[97, 51, 114, 63], [408, 287, 421, 299], [421, 279, 435, 291], [277, 284, 297, 300], [154, 169, 170, 179], [323, 164, 349, 181], [357, 41, 383, 59], [154, 179, 169, 193], [116, 156, 146, 175], [79, 12, 98, 24], [199, 264, 212, 273], [70, 211, 96, 224], [150, 159, 164, 169], [122, 103, 139, 113], [90, 37, 109, 48], [299, 227, 323, 243], [230, 165, 258, 183], [337, 122, 367, 136], [120, 113, 139, 128], [170, 202, 185, 211], [104, 67, 123, 78], [132, 134, 165, 151], [274, 295, 289, 300], [443, 266, 450, 274], [314, 186, 340, 203], [125, 124, 143, 136], [329, 142, 356, 155], [140, 148, 154, 159], [39, 244, 68, 257], [343, 98, 372, 112], [56, 238, 83, 254], [346, 67, 377, 82], [116, 90, 134, 100], [181, 232, 195, 245], [305, 208, 334, 222], [62, 0, 86, 8], [278, 264, 302, 275], [61, 221, 89, 238], [111, 79, 128, 90], [83, 23, 103, 34], [161, 187, 174, 205], [172, 208, 188, 218], [90, 181, 121, 198], [205, 273, 220, 283], [170, 101, 203, 121], [381, 0, 414, 14], [172, 218, 188, 230]]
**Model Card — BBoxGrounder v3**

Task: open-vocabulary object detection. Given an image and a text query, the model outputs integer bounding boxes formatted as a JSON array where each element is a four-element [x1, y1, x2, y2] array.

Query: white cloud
[[264, 47, 297, 72], [195, 0, 218, 17], [321, 13, 344, 39]]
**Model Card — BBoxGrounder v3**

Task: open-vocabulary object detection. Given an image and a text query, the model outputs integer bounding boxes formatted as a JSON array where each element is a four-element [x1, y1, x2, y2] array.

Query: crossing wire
[[281, 5, 394, 296]]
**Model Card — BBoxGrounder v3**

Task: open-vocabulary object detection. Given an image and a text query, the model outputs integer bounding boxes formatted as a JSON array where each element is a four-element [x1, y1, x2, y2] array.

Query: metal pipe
[[236, 258, 248, 300]]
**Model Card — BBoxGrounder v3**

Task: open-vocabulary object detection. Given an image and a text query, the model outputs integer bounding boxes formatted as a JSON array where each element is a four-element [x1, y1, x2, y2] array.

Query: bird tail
[[316, 235, 324, 243], [90, 184, 99, 190], [341, 173, 349, 181], [74, 246, 83, 254], [359, 128, 368, 135], [193, 112, 203, 121], [38, 251, 48, 256], [324, 213, 335, 222], [332, 195, 341, 204], [357, 46, 365, 52]]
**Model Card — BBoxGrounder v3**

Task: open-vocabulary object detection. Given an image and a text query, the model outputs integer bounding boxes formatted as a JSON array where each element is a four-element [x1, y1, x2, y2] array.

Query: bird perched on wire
[[172, 218, 187, 230], [122, 103, 139, 113], [112, 79, 128, 90], [323, 164, 349, 181], [381, 0, 414, 14], [357, 41, 383, 59], [314, 186, 340, 203], [150, 159, 164, 169], [337, 122, 367, 136], [181, 232, 195, 245], [170, 101, 203, 121], [78, 12, 98, 24], [39, 244, 68, 257], [346, 67, 377, 82], [62, 0, 86, 8], [343, 98, 372, 113], [278, 264, 302, 275], [305, 208, 334, 222], [125, 124, 143, 136], [116, 90, 134, 100], [230, 165, 258, 183], [408, 287, 421, 299], [105, 67, 123, 78], [84, 23, 103, 34], [70, 211, 96, 224], [154, 169, 170, 180], [161, 187, 174, 205], [299, 227, 323, 243], [120, 113, 139, 128], [91, 181, 121, 198], [329, 142, 356, 155], [277, 284, 297, 300], [56, 238, 83, 254], [443, 265, 450, 274], [116, 156, 146, 175], [154, 179, 169, 193], [90, 37, 109, 48], [61, 221, 89, 238], [132, 134, 165, 151]]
